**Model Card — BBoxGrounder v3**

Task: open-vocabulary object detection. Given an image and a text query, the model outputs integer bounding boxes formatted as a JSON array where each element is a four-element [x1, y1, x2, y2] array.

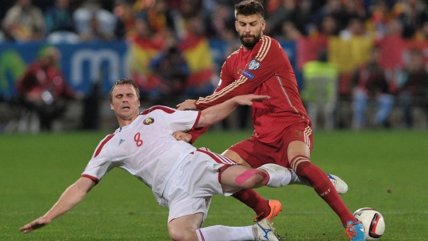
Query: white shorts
[[163, 149, 236, 222]]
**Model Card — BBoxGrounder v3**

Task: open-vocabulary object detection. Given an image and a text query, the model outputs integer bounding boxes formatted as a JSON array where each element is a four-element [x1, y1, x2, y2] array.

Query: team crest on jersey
[[248, 59, 260, 70], [143, 117, 154, 125]]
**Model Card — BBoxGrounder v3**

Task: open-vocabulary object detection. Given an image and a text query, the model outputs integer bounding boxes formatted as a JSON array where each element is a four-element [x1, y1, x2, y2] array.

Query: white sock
[[288, 169, 311, 185], [258, 163, 292, 187], [196, 225, 254, 241]]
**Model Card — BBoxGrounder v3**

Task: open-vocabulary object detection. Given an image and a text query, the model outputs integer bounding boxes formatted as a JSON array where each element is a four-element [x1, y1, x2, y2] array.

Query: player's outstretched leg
[[253, 219, 281, 241], [258, 163, 348, 194], [255, 199, 282, 222], [328, 174, 348, 194], [289, 170, 349, 194], [345, 220, 366, 241], [257, 163, 292, 187]]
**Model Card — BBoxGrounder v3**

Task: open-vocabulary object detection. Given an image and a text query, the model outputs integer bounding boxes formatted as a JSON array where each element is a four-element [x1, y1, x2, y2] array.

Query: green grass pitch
[[0, 130, 427, 240]]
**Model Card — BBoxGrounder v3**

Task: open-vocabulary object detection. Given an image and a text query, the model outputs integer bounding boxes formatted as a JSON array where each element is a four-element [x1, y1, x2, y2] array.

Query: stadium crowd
[[0, 0, 427, 131]]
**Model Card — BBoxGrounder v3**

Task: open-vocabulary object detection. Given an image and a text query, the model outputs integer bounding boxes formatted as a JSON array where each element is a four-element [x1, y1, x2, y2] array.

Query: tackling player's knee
[[290, 155, 311, 172]]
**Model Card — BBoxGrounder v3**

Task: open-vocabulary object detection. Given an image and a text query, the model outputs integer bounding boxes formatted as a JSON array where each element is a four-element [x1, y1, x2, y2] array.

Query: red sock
[[232, 189, 270, 220], [296, 161, 356, 226]]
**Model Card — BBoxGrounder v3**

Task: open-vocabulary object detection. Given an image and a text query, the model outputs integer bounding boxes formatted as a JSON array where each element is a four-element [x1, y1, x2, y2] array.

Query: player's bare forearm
[[176, 99, 197, 110], [20, 177, 95, 233], [198, 94, 269, 127]]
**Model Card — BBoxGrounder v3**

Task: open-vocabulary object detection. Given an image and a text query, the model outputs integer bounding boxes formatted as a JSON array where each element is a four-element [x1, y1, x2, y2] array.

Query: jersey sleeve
[[143, 105, 201, 132], [168, 109, 201, 132], [81, 134, 117, 183], [81, 155, 117, 183], [214, 56, 236, 92], [195, 36, 283, 109], [187, 126, 209, 143]]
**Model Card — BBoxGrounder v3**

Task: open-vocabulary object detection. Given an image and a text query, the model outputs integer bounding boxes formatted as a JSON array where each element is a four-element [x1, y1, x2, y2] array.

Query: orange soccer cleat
[[255, 199, 283, 222]]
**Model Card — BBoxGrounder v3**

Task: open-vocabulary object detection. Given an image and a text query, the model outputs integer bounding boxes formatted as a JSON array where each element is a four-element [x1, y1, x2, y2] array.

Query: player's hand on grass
[[233, 94, 270, 106], [173, 131, 192, 142], [20, 216, 51, 233], [177, 99, 197, 110]]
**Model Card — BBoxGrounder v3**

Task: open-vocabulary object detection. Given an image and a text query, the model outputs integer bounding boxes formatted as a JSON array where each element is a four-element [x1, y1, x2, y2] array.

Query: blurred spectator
[[377, 18, 405, 71], [203, 3, 235, 39], [150, 44, 189, 105], [16, 46, 77, 131], [73, 0, 116, 41], [113, 0, 136, 40], [2, 0, 428, 131], [177, 0, 201, 18], [266, 0, 312, 36], [291, 15, 338, 67], [341, 0, 367, 22], [45, 0, 75, 34], [414, 18, 428, 41], [85, 14, 113, 41], [302, 50, 339, 130], [142, 0, 175, 35], [179, 15, 216, 99], [127, 15, 166, 105], [277, 21, 302, 41], [396, 49, 428, 128], [170, 0, 201, 39], [394, 0, 426, 39], [132, 0, 156, 12], [319, 14, 340, 37], [1, 0, 45, 42], [328, 15, 373, 100], [45, 0, 79, 43], [351, 46, 394, 129], [339, 16, 369, 40], [367, 0, 391, 39], [312, 0, 346, 32]]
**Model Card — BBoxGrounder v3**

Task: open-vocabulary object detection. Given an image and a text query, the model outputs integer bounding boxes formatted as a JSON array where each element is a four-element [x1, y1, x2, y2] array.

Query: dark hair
[[235, 0, 265, 18], [109, 78, 140, 102]]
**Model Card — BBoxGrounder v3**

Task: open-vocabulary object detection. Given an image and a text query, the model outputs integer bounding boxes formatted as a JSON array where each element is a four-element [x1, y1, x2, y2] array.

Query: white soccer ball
[[353, 207, 385, 240]]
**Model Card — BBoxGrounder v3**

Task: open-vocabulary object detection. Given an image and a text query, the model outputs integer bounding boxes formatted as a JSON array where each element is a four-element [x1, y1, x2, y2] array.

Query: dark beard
[[240, 35, 260, 48]]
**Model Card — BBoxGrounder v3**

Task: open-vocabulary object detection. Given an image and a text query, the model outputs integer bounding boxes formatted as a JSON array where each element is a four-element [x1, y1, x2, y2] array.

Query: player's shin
[[257, 164, 292, 187]]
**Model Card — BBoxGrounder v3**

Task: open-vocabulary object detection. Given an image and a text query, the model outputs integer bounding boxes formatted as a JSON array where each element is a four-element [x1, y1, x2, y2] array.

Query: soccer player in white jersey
[[20, 79, 296, 241]]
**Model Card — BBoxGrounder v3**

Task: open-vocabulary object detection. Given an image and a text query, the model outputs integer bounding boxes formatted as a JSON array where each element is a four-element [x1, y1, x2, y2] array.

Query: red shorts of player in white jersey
[[164, 149, 236, 222], [229, 122, 313, 168]]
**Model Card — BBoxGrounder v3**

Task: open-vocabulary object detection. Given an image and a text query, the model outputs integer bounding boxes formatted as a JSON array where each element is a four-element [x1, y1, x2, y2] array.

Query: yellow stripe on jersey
[[197, 36, 272, 105], [255, 36, 271, 62], [197, 75, 248, 104]]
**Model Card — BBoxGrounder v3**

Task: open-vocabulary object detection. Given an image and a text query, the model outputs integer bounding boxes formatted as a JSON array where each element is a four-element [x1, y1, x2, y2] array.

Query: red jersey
[[195, 36, 310, 144], [17, 61, 75, 100]]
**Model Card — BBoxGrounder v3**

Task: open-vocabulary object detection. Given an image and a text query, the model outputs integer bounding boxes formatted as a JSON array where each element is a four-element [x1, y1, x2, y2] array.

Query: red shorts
[[229, 123, 313, 168]]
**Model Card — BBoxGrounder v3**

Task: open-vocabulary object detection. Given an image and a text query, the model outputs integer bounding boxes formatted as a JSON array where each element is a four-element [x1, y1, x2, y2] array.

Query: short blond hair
[[109, 79, 140, 102]]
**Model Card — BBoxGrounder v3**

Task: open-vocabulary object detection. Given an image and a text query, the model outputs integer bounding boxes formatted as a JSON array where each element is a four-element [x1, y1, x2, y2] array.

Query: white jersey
[[82, 105, 201, 204]]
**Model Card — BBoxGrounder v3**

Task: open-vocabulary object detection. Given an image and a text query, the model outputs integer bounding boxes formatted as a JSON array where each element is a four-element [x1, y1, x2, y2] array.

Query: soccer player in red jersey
[[177, 1, 365, 240]]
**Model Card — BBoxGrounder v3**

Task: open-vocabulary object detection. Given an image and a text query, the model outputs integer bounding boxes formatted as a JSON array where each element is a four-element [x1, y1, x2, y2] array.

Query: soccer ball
[[353, 207, 385, 240]]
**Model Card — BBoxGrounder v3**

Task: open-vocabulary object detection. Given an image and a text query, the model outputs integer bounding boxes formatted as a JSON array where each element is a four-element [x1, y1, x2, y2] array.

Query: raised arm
[[20, 177, 96, 233], [197, 94, 269, 128]]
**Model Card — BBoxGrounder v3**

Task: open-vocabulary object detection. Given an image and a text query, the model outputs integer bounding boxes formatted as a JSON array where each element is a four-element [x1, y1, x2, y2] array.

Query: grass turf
[[0, 130, 427, 240]]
